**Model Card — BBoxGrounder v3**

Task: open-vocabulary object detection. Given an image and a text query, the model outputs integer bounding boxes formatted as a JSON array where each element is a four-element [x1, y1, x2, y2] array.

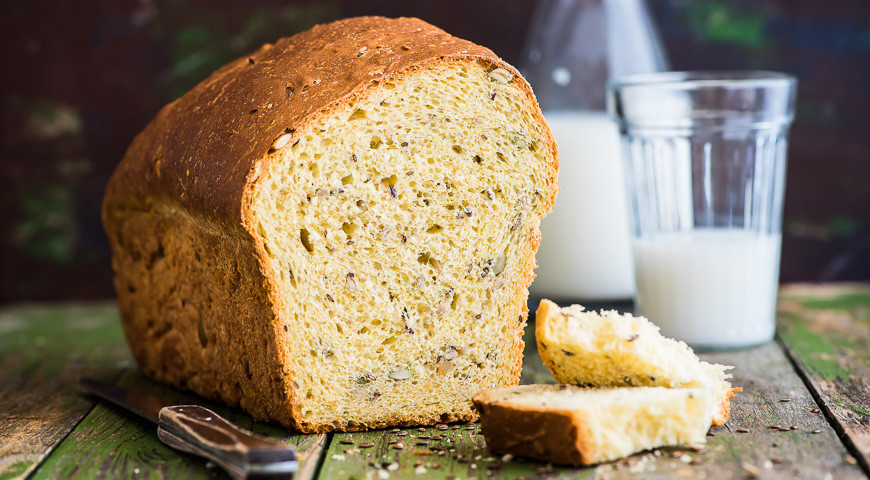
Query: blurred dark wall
[[1, 0, 868, 304]]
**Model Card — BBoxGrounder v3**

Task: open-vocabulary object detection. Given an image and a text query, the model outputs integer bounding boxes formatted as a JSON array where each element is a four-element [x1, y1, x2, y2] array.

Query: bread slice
[[535, 299, 739, 425], [102, 17, 558, 433], [473, 384, 713, 465]]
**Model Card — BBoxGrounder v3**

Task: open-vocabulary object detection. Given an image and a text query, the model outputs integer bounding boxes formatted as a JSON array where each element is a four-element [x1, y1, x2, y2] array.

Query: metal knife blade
[[79, 377, 297, 479], [79, 377, 169, 422]]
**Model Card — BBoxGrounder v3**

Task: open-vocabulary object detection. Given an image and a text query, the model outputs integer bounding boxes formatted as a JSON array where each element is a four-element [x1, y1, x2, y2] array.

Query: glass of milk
[[609, 71, 797, 349]]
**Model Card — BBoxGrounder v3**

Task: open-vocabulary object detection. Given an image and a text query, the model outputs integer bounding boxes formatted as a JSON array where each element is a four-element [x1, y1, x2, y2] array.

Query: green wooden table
[[2, 284, 869, 479]]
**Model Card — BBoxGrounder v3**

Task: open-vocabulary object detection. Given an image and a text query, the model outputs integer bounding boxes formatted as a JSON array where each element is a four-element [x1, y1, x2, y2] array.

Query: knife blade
[[79, 377, 297, 479]]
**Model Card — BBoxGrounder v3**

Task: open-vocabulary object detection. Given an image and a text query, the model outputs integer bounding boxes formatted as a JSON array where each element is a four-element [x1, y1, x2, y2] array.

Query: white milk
[[531, 111, 635, 300], [632, 230, 781, 348]]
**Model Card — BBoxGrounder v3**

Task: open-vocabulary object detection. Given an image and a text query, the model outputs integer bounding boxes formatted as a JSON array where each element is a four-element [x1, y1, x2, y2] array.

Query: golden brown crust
[[712, 383, 741, 426], [103, 16, 557, 432], [103, 16, 555, 228], [473, 388, 591, 465]]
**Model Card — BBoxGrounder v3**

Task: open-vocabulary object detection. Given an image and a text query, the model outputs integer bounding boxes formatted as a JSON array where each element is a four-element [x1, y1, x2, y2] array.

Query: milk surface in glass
[[633, 230, 781, 348], [531, 111, 635, 300]]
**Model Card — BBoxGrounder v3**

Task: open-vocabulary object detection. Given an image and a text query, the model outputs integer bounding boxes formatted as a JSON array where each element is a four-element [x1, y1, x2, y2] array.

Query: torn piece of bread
[[535, 299, 739, 426], [473, 384, 713, 466], [102, 17, 558, 433]]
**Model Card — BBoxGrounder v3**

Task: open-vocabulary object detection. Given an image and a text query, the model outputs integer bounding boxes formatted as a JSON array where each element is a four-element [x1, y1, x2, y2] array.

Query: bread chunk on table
[[536, 299, 739, 426], [473, 384, 713, 465]]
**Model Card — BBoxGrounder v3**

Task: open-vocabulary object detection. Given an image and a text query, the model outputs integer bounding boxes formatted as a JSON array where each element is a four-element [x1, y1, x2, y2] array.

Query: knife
[[79, 377, 297, 479]]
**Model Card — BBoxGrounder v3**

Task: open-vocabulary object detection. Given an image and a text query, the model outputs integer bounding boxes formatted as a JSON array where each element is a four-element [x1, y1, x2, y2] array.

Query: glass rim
[[609, 70, 797, 91]]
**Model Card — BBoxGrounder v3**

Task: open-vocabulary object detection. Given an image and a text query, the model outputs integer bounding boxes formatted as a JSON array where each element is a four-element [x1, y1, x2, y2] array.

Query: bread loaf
[[473, 384, 713, 465], [535, 299, 739, 426], [102, 17, 557, 432]]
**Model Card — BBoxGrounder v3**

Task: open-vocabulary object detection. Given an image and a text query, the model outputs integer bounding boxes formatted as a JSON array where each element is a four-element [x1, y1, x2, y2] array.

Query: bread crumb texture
[[474, 384, 713, 465], [102, 17, 557, 433], [535, 299, 739, 426], [253, 60, 553, 431]]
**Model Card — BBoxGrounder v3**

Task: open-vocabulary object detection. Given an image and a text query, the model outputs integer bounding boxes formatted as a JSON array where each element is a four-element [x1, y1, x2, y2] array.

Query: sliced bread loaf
[[535, 299, 739, 425], [473, 384, 713, 465], [102, 17, 557, 432]]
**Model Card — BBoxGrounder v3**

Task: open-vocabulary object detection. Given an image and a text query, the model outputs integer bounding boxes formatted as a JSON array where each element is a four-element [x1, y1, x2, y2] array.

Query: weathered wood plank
[[0, 303, 129, 480], [777, 283, 870, 475], [316, 305, 865, 479], [30, 368, 328, 480]]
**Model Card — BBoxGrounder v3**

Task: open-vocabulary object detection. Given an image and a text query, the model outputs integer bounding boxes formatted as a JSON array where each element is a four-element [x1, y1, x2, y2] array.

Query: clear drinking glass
[[608, 71, 797, 349]]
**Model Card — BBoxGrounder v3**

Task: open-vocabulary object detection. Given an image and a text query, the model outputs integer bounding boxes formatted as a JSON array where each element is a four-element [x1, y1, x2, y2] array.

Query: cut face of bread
[[535, 299, 739, 425], [102, 17, 557, 433], [251, 61, 554, 431], [473, 384, 713, 465]]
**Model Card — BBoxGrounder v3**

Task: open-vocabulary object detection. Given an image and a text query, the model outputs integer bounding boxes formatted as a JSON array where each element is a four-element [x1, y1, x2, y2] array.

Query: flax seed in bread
[[102, 16, 558, 433]]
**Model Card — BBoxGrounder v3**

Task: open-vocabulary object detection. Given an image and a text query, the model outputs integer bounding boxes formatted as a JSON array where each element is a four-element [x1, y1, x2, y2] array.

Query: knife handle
[[156, 405, 297, 479]]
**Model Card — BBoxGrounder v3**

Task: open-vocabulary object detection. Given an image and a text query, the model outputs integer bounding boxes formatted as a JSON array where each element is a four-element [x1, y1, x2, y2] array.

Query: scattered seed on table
[[418, 435, 430, 439], [391, 428, 400, 433], [790, 425, 798, 430], [767, 424, 782, 429], [780, 398, 791, 402], [436, 424, 448, 430], [778, 427, 791, 432], [418, 428, 426, 432], [706, 431, 715, 437], [392, 444, 404, 450], [397, 431, 408, 436], [452, 425, 461, 430], [339, 439, 354, 444], [416, 441, 429, 446], [846, 456, 857, 465], [770, 458, 784, 465], [811, 408, 820, 413], [359, 442, 374, 448], [736, 428, 750, 433], [812, 428, 822, 434]]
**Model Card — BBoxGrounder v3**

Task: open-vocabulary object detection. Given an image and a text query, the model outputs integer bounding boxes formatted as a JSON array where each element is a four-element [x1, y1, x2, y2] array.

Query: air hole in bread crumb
[[426, 225, 443, 234], [349, 108, 367, 121], [300, 229, 314, 253], [452, 145, 463, 154], [370, 136, 383, 149], [341, 174, 354, 185], [342, 222, 358, 237]]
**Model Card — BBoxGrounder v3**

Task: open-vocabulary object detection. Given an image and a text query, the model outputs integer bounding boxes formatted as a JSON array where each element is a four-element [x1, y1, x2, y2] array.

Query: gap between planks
[[777, 334, 870, 477]]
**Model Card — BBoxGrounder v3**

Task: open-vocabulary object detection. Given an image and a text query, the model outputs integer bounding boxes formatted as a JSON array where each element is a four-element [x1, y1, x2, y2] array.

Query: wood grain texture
[[777, 283, 870, 475], [315, 304, 866, 479], [0, 303, 129, 480], [31, 369, 326, 480]]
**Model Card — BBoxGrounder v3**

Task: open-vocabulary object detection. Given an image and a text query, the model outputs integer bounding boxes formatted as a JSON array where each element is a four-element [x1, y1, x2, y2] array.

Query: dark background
[[1, 0, 868, 305]]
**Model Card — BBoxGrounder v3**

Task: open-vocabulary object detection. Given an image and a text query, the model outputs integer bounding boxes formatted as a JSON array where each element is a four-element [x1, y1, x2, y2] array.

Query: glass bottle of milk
[[520, 0, 668, 301]]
